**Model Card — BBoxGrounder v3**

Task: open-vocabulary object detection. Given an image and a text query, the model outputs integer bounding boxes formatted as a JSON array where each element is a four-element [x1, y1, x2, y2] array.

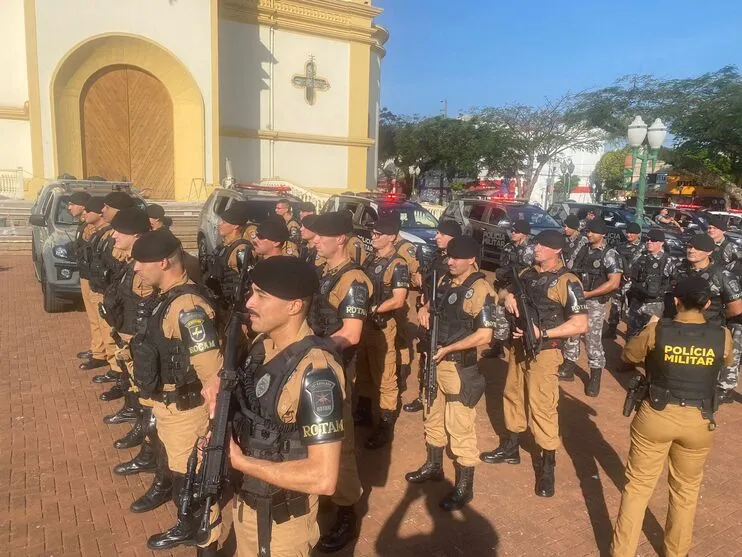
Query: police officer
[[674, 234, 742, 404], [626, 229, 676, 338], [655, 207, 682, 231], [252, 215, 291, 259], [480, 230, 588, 498], [356, 215, 410, 449], [406, 236, 495, 510], [392, 232, 420, 395], [308, 211, 373, 553], [275, 198, 301, 254], [561, 218, 623, 396], [228, 256, 345, 557], [611, 276, 733, 557], [204, 202, 252, 314], [487, 219, 535, 358], [298, 214, 320, 265], [562, 214, 588, 270], [707, 215, 742, 275], [298, 201, 316, 221], [605, 222, 643, 339], [147, 203, 171, 230], [129, 229, 222, 553], [404, 218, 462, 413]]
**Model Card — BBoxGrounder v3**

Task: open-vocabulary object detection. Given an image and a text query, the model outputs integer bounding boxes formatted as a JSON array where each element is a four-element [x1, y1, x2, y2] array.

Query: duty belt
[[664, 396, 709, 409], [238, 489, 310, 524], [150, 382, 204, 410], [443, 348, 478, 367]]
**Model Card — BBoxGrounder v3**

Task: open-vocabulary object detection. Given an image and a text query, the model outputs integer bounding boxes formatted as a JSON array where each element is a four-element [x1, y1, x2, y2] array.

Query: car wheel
[[198, 235, 209, 276], [40, 270, 65, 313]]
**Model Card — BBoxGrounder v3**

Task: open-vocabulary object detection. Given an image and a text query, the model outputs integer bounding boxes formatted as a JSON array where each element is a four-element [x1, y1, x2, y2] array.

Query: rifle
[[425, 269, 440, 412], [354, 241, 362, 265], [622, 373, 648, 417], [177, 247, 252, 545], [509, 265, 540, 362], [98, 303, 129, 373]]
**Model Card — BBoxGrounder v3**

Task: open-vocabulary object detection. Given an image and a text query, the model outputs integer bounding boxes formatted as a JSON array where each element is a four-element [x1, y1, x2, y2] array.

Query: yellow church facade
[[0, 0, 387, 200]]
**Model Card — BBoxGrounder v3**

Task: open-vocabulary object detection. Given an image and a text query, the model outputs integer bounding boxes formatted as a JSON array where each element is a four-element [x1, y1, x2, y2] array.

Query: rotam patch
[[307, 379, 335, 418]]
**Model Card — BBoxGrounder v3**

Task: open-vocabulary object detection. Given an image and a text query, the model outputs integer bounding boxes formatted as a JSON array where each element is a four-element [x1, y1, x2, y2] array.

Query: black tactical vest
[[634, 253, 670, 301], [73, 221, 91, 279], [234, 336, 340, 519], [102, 261, 149, 335], [87, 226, 112, 292], [308, 260, 360, 337], [434, 272, 486, 346], [521, 266, 572, 333], [647, 319, 725, 401], [364, 254, 403, 306], [617, 241, 642, 277], [578, 246, 610, 301], [130, 284, 212, 396], [421, 251, 448, 302], [205, 239, 251, 307]]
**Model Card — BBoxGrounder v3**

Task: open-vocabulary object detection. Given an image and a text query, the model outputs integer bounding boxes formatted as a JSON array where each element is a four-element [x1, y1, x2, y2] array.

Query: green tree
[[594, 148, 631, 197], [568, 66, 742, 202], [553, 176, 580, 199]]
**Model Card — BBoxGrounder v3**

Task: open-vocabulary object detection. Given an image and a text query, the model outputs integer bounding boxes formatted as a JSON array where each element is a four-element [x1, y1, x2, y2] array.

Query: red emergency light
[[673, 204, 703, 209], [728, 208, 742, 214]]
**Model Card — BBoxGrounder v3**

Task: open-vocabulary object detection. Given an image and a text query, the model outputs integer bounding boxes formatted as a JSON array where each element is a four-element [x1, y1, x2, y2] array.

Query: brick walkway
[[2, 254, 741, 557]]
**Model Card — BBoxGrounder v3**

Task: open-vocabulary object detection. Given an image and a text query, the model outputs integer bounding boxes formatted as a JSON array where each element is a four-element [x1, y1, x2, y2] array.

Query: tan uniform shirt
[[395, 239, 420, 276], [322, 258, 374, 317]]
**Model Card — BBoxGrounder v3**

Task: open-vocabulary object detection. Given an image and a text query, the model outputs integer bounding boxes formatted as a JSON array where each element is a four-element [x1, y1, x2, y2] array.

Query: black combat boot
[[80, 357, 108, 370], [439, 462, 474, 511], [405, 444, 444, 483], [479, 431, 520, 464], [315, 505, 358, 553], [114, 407, 151, 449], [585, 367, 602, 397], [76, 350, 92, 360], [364, 410, 396, 450], [353, 396, 373, 427], [557, 360, 577, 382], [131, 437, 173, 513], [147, 473, 203, 550], [92, 370, 118, 383], [403, 397, 424, 413], [535, 449, 556, 497], [113, 440, 157, 476], [104, 392, 139, 424], [719, 389, 734, 404], [100, 382, 125, 401]]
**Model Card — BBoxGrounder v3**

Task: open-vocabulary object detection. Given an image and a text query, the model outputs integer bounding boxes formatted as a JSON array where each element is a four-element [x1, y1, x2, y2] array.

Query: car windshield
[[55, 196, 83, 226], [506, 206, 560, 228], [378, 205, 438, 229]]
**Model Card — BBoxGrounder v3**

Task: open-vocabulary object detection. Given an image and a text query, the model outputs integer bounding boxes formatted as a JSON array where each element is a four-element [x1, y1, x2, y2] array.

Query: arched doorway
[[81, 65, 175, 199]]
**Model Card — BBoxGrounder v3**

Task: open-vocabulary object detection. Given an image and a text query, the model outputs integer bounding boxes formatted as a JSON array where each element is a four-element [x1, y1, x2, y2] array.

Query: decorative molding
[[221, 126, 374, 147], [0, 102, 30, 121], [220, 0, 384, 46]]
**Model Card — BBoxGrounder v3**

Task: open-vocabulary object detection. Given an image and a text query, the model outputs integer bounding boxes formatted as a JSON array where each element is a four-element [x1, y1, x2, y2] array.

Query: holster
[[447, 364, 485, 408], [151, 381, 204, 411]]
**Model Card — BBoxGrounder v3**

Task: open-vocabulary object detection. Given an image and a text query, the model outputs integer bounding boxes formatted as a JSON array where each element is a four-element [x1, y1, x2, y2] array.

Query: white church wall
[[272, 30, 349, 138], [274, 142, 347, 190], [0, 120, 33, 172], [0, 0, 29, 106], [221, 136, 264, 184], [33, 0, 214, 180], [366, 47, 381, 188]]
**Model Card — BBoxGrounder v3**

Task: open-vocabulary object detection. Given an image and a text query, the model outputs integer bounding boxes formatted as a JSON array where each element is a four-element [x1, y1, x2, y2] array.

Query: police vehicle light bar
[[235, 183, 291, 193], [673, 204, 703, 209]]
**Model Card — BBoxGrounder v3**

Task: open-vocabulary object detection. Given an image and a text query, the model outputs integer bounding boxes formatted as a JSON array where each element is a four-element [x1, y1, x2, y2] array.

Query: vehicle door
[[600, 208, 626, 247], [481, 206, 509, 265], [357, 203, 378, 253]]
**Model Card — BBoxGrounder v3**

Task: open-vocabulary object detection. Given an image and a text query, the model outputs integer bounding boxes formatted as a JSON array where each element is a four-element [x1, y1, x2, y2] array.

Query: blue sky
[[374, 0, 742, 117]]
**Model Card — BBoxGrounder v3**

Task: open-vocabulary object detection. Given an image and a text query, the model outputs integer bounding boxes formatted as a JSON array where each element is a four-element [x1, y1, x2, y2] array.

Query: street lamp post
[[627, 116, 667, 223], [567, 159, 575, 193]]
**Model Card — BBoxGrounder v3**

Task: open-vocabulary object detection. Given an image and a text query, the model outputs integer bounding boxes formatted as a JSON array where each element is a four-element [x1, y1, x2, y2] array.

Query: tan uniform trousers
[[233, 496, 319, 557], [503, 346, 562, 451], [87, 289, 122, 373], [80, 278, 106, 360], [356, 319, 398, 412], [423, 360, 479, 467], [611, 402, 715, 557], [332, 362, 362, 507], [152, 399, 220, 546]]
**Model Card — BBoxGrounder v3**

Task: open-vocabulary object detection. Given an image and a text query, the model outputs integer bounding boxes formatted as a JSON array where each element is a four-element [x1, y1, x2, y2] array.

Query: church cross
[[291, 57, 330, 105]]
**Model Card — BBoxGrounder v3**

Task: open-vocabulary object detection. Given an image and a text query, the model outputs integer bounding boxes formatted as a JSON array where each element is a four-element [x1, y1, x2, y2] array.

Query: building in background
[[0, 0, 386, 200]]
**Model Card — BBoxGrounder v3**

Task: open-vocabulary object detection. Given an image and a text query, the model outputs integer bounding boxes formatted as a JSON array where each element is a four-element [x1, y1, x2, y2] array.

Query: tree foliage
[[594, 148, 631, 197]]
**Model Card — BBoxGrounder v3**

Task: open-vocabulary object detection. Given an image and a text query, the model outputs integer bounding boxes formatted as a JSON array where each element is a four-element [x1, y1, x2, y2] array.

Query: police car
[[441, 196, 562, 267], [196, 183, 302, 272], [320, 192, 439, 261]]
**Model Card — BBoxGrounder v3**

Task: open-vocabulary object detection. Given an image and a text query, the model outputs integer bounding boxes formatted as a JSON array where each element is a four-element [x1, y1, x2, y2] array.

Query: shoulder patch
[[178, 306, 218, 356]]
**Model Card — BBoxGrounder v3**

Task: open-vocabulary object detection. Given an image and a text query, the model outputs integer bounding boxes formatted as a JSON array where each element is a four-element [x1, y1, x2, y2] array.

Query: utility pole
[[440, 98, 448, 118]]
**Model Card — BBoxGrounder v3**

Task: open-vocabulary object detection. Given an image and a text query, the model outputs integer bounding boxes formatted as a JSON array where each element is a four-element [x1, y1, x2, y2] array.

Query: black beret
[[111, 207, 151, 235], [301, 214, 319, 232], [313, 211, 353, 236], [647, 229, 665, 242], [146, 203, 165, 220], [707, 215, 728, 231], [221, 203, 249, 226], [299, 201, 316, 213], [587, 219, 608, 234], [513, 220, 531, 235], [626, 222, 642, 234], [131, 229, 181, 262], [564, 215, 580, 230], [374, 215, 400, 235], [69, 192, 91, 206], [437, 219, 462, 238], [85, 197, 105, 213], [251, 256, 319, 300], [689, 234, 715, 252], [257, 215, 290, 242], [673, 275, 710, 302], [103, 191, 135, 210], [535, 230, 565, 250], [447, 236, 480, 259]]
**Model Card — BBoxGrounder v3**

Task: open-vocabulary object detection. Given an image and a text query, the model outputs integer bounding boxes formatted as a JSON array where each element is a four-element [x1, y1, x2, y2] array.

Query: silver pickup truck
[[29, 180, 142, 312]]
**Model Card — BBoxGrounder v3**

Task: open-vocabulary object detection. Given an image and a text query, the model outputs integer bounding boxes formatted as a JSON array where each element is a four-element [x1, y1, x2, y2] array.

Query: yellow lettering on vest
[[302, 426, 312, 437], [664, 345, 673, 354]]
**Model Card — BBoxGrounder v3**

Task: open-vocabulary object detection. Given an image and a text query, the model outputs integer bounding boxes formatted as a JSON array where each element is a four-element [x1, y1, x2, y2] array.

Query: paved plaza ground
[[2, 254, 742, 556]]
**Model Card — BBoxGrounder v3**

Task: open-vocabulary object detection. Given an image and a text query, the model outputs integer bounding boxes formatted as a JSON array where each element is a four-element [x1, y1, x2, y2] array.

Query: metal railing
[[0, 168, 25, 199], [259, 178, 330, 210]]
